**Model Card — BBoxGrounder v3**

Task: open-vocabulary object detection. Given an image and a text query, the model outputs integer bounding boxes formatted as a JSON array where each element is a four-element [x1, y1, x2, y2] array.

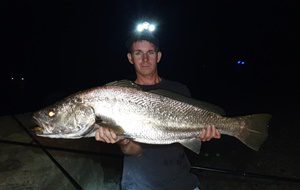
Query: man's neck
[[135, 75, 162, 85]]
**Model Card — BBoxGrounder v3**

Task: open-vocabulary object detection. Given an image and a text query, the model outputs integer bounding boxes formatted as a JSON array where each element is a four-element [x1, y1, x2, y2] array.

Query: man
[[95, 33, 221, 190]]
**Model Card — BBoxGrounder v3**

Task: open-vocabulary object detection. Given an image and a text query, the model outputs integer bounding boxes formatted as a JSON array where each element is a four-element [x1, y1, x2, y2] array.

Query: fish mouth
[[31, 115, 43, 134], [31, 115, 53, 135], [31, 124, 58, 137], [31, 126, 44, 135], [32, 113, 41, 125]]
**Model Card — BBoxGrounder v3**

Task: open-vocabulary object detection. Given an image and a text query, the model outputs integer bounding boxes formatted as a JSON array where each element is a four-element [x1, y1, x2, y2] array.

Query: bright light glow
[[148, 24, 155, 32], [237, 60, 246, 65], [137, 24, 144, 32], [136, 22, 156, 32], [142, 22, 150, 29]]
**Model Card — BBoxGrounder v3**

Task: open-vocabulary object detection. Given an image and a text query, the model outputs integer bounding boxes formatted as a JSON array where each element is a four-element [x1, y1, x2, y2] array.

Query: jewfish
[[33, 80, 271, 154]]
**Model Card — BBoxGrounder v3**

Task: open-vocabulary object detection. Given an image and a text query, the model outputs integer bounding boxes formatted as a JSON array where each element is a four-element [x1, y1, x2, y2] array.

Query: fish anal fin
[[179, 139, 201, 154]]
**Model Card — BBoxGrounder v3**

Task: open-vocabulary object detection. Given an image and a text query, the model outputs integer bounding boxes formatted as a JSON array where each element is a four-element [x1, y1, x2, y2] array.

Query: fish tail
[[235, 113, 272, 151]]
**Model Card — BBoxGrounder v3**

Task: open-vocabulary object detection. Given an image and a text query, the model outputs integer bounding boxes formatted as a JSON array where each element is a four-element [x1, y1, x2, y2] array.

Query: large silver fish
[[32, 80, 271, 154]]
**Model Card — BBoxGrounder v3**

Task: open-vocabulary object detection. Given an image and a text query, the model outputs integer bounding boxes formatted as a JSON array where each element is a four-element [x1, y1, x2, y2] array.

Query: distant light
[[136, 22, 156, 32], [237, 60, 246, 65], [11, 77, 14, 80], [21, 77, 24, 80]]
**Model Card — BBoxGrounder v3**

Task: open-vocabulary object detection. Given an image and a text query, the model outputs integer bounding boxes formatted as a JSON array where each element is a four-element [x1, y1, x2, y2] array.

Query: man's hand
[[95, 127, 119, 143], [95, 127, 142, 156], [199, 125, 221, 141]]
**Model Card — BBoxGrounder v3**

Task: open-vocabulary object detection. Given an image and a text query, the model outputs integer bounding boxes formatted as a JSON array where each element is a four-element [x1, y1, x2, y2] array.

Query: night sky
[[1, 0, 298, 115]]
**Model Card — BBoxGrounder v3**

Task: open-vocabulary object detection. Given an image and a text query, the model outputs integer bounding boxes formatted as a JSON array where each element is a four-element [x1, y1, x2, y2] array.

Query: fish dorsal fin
[[105, 80, 142, 90], [149, 89, 226, 115], [105, 80, 226, 115]]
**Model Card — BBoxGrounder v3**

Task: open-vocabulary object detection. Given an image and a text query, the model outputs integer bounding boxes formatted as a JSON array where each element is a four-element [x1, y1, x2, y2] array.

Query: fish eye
[[48, 111, 55, 117]]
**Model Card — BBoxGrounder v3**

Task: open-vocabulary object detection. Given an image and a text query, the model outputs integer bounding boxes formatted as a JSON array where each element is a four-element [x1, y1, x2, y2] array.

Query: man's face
[[127, 40, 162, 77]]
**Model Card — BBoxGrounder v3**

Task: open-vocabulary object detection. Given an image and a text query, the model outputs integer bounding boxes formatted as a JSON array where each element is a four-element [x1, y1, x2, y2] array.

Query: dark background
[[1, 1, 300, 186], [1, 0, 298, 115]]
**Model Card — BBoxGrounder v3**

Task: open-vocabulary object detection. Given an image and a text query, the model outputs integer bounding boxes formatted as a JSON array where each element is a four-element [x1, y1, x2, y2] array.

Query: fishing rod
[[191, 165, 300, 183], [0, 139, 121, 158], [2, 138, 300, 184], [11, 115, 83, 190]]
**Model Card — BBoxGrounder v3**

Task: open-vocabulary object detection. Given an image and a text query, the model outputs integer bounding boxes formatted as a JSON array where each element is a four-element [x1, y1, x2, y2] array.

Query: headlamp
[[136, 22, 156, 32]]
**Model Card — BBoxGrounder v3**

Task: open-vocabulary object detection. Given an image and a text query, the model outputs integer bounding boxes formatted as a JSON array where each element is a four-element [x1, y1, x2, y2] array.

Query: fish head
[[32, 97, 96, 138]]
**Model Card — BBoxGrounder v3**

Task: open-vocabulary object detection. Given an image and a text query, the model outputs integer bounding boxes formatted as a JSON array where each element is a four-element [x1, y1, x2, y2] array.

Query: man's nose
[[142, 53, 149, 60]]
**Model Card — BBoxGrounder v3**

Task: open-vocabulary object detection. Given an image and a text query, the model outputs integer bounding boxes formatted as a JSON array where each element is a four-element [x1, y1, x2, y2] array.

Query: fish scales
[[83, 87, 254, 142], [32, 80, 272, 153]]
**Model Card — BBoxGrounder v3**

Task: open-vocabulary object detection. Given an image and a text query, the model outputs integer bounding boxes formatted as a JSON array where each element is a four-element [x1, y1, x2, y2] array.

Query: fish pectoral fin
[[115, 134, 132, 141], [80, 123, 101, 137], [81, 122, 125, 138], [179, 139, 201, 154], [95, 121, 125, 136]]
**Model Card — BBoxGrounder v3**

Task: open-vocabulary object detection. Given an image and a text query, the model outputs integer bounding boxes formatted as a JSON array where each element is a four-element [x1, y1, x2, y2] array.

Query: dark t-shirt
[[121, 79, 200, 190]]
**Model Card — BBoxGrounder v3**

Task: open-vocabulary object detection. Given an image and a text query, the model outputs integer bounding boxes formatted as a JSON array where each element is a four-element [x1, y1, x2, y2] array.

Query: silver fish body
[[33, 80, 271, 153]]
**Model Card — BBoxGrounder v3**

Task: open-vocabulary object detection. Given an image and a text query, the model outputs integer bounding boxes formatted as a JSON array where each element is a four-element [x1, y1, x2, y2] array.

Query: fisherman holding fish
[[95, 31, 221, 190], [33, 21, 270, 190]]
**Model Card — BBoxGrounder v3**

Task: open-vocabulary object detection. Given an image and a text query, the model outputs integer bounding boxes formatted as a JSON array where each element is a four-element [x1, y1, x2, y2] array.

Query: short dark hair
[[126, 32, 160, 52]]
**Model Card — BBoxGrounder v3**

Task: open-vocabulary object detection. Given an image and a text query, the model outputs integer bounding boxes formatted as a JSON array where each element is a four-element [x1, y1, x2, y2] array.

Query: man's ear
[[157, 51, 162, 63], [127, 53, 134, 64]]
